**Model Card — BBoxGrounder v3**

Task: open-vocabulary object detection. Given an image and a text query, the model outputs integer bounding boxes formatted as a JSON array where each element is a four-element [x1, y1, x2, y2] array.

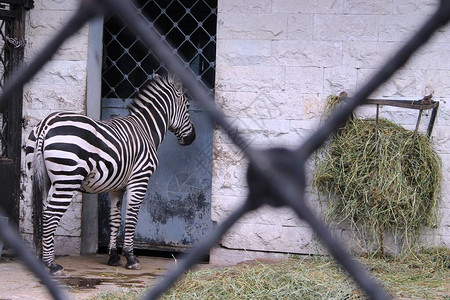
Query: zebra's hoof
[[48, 263, 64, 275], [125, 262, 141, 270], [107, 254, 121, 266], [125, 254, 140, 269]]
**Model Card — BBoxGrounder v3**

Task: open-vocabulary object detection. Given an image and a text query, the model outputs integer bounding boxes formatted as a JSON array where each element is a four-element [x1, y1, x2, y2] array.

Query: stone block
[[217, 116, 296, 145], [343, 0, 393, 14], [217, 91, 325, 122], [20, 189, 82, 236], [26, 9, 88, 39], [314, 14, 379, 41], [55, 199, 82, 236], [420, 216, 450, 247], [25, 9, 89, 61], [343, 38, 450, 72], [31, 60, 87, 86], [26, 32, 88, 61], [54, 236, 81, 256], [434, 100, 449, 125], [407, 42, 450, 70], [28, 10, 79, 35], [393, 0, 439, 15], [429, 126, 450, 154], [210, 246, 289, 266], [257, 14, 287, 40], [425, 71, 450, 98], [287, 14, 313, 40], [272, 0, 343, 14], [439, 157, 450, 199], [23, 83, 86, 111], [273, 40, 342, 67], [216, 91, 258, 118], [323, 67, 358, 95], [216, 65, 285, 92], [277, 93, 322, 121], [286, 67, 324, 94], [217, 39, 272, 66], [222, 222, 326, 254], [218, 0, 272, 13], [240, 206, 305, 227], [20, 189, 33, 235], [343, 41, 402, 69], [211, 196, 246, 223], [439, 207, 450, 225], [41, 0, 81, 11], [289, 119, 324, 143], [379, 15, 431, 42], [295, 94, 327, 120], [217, 14, 258, 39], [357, 69, 427, 98], [212, 143, 249, 197]]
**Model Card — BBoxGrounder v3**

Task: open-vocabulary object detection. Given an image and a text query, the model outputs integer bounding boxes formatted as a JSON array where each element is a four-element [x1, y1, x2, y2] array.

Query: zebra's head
[[166, 74, 196, 146]]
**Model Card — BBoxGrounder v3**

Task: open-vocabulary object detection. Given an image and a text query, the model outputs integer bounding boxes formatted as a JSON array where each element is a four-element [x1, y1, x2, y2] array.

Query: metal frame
[[0, 0, 28, 157], [1, 0, 450, 299], [365, 97, 439, 138], [0, 0, 32, 225], [361, 97, 440, 146]]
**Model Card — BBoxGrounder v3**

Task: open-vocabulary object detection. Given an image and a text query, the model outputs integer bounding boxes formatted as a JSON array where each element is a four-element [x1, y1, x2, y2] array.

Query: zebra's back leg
[[123, 182, 149, 270], [107, 189, 125, 266], [42, 181, 81, 275]]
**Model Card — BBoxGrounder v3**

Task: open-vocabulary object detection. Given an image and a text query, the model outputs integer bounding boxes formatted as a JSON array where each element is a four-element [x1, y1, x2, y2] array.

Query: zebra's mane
[[128, 74, 182, 113]]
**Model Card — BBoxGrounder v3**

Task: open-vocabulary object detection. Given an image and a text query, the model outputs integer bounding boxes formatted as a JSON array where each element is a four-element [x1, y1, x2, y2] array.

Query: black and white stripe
[[26, 74, 195, 273]]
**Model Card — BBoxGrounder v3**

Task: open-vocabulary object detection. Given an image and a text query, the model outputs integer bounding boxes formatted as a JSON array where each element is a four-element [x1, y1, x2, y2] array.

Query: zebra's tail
[[29, 131, 48, 258]]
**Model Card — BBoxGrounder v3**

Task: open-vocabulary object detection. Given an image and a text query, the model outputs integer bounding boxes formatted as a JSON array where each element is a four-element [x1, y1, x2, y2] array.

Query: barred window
[[102, 0, 217, 99]]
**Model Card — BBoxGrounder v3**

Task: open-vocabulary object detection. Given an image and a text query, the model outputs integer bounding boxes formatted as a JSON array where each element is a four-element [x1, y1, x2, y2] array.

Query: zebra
[[25, 74, 196, 274]]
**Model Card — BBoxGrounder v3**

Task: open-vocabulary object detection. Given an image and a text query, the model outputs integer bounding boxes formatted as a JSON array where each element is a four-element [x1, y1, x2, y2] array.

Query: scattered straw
[[88, 248, 449, 300], [313, 96, 442, 253]]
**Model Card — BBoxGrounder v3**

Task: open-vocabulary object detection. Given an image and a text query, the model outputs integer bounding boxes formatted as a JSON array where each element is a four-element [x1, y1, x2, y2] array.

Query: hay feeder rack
[[363, 96, 439, 144]]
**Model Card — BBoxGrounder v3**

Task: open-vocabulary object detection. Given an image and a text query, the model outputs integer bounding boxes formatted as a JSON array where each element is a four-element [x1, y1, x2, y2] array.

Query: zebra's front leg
[[107, 189, 125, 266], [123, 185, 147, 270]]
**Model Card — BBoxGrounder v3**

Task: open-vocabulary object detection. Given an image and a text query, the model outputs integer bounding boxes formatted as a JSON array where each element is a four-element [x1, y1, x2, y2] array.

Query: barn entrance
[[98, 0, 216, 252], [0, 1, 33, 226]]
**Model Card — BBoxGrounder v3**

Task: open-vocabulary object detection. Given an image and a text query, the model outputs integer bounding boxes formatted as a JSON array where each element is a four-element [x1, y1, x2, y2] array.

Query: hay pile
[[313, 95, 442, 253]]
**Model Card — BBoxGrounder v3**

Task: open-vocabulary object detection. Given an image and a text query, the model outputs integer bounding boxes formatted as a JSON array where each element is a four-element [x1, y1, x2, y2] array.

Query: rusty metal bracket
[[364, 96, 439, 140]]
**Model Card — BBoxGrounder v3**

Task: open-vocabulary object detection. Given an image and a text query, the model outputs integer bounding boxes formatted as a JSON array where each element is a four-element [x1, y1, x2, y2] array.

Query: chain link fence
[[1, 0, 450, 299]]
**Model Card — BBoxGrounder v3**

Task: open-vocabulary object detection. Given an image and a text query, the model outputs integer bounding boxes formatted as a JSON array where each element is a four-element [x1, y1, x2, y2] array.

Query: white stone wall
[[21, 0, 89, 254], [212, 0, 450, 264]]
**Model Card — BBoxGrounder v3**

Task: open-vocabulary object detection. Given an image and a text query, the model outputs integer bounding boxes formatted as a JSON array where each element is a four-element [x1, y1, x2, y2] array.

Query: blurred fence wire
[[1, 0, 450, 299]]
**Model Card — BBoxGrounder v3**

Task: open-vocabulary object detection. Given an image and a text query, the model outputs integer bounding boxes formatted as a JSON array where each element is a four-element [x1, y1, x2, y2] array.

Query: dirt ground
[[0, 253, 176, 300]]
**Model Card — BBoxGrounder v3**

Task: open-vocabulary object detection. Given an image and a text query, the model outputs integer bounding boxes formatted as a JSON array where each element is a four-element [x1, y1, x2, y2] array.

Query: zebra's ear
[[168, 73, 183, 90]]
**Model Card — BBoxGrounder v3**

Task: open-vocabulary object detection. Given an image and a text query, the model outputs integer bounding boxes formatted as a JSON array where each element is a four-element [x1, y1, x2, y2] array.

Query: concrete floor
[[0, 253, 176, 299]]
